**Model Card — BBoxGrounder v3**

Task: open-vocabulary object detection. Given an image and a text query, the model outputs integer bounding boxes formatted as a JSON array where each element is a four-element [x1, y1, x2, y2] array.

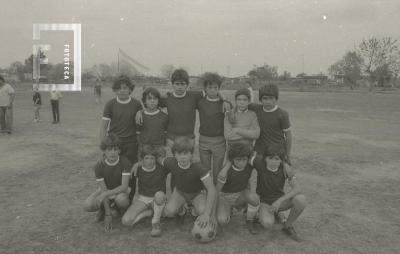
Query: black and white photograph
[[1, 0, 399, 253]]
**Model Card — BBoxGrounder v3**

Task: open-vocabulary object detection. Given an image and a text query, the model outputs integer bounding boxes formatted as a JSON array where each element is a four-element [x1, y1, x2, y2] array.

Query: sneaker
[[151, 222, 162, 237], [282, 225, 301, 242], [246, 220, 260, 235]]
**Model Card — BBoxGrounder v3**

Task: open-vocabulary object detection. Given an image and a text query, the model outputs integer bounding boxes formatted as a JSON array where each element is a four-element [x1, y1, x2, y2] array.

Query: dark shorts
[[120, 138, 139, 164], [260, 195, 283, 205]]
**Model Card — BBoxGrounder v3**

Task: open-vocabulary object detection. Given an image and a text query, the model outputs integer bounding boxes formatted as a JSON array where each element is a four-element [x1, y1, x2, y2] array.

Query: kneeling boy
[[83, 134, 131, 232], [216, 143, 260, 234], [250, 143, 306, 241], [161, 136, 217, 230], [122, 145, 169, 237]]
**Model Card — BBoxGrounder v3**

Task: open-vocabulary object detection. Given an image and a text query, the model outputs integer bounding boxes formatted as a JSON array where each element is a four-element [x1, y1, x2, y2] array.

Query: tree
[[248, 64, 278, 81], [279, 71, 291, 81], [7, 61, 25, 81], [358, 37, 400, 86], [328, 51, 363, 88], [160, 64, 175, 78]]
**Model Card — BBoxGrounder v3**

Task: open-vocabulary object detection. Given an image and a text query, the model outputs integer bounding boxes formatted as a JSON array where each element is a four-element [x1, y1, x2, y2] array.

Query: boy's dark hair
[[139, 144, 158, 159], [264, 143, 286, 160], [142, 87, 161, 106], [202, 72, 223, 88], [100, 133, 121, 151], [228, 142, 253, 161], [0, 75, 4, 82], [171, 69, 189, 84], [235, 88, 251, 100], [259, 84, 279, 100], [112, 75, 135, 92], [172, 136, 194, 154]]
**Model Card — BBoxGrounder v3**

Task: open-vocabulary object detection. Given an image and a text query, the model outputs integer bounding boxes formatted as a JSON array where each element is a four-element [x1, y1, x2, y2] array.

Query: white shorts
[[138, 195, 154, 207]]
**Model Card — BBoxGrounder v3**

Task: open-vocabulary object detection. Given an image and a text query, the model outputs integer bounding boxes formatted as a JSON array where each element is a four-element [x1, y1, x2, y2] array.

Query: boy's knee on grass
[[83, 198, 97, 212], [260, 214, 275, 228], [121, 213, 134, 226], [292, 194, 306, 209], [115, 193, 130, 208], [154, 191, 166, 205]]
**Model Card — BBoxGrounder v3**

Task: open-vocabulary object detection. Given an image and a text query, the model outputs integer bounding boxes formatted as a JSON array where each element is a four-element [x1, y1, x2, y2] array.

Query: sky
[[0, 0, 399, 77]]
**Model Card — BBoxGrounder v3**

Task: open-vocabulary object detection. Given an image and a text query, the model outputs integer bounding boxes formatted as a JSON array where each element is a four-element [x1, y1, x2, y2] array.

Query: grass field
[[1, 84, 400, 254]]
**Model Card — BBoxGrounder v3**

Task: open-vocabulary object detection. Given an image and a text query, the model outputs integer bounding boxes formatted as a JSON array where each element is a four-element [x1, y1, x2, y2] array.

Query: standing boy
[[100, 75, 142, 164], [249, 84, 292, 164], [50, 85, 62, 124], [197, 72, 226, 183]]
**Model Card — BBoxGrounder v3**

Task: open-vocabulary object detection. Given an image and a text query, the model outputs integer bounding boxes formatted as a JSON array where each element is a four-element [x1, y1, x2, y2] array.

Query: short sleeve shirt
[[138, 110, 168, 146], [160, 91, 203, 139], [251, 155, 286, 204], [249, 104, 291, 154], [221, 164, 253, 193], [94, 156, 132, 190], [0, 83, 15, 107], [163, 157, 209, 194], [136, 164, 169, 197], [102, 97, 142, 139]]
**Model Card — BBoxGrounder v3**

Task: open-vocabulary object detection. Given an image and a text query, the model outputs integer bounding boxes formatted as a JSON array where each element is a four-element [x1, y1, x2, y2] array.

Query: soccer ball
[[191, 218, 217, 243]]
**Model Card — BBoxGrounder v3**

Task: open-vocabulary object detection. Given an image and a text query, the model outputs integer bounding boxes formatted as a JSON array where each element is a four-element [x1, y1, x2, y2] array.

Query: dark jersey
[[221, 164, 253, 193], [197, 97, 224, 137], [136, 164, 169, 197], [94, 155, 132, 190], [102, 97, 142, 139], [249, 104, 291, 155], [33, 92, 42, 105], [163, 157, 209, 194], [160, 91, 203, 139], [138, 110, 168, 146], [251, 155, 286, 204]]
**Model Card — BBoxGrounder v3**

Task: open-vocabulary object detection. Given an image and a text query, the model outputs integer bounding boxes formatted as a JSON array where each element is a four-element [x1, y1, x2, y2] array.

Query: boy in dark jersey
[[100, 75, 142, 164], [32, 84, 41, 122], [136, 69, 230, 157], [137, 87, 168, 158], [122, 145, 169, 237], [197, 72, 227, 184], [216, 143, 260, 234], [249, 143, 306, 242], [161, 136, 217, 230], [83, 134, 132, 232], [249, 84, 292, 164]]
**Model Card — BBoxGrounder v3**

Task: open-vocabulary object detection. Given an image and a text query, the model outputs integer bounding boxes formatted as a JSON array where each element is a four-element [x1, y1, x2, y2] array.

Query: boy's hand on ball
[[197, 214, 210, 228]]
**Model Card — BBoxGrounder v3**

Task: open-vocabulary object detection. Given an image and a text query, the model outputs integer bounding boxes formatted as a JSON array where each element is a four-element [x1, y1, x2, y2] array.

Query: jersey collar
[[144, 109, 160, 115], [105, 156, 120, 166], [178, 162, 191, 169], [237, 109, 248, 113], [232, 164, 245, 172], [263, 105, 278, 112], [142, 165, 156, 172], [206, 96, 220, 102], [172, 91, 187, 98], [116, 96, 132, 104]]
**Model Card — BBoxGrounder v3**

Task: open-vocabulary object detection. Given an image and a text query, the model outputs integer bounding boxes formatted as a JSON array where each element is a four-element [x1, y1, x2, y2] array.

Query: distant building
[[294, 75, 328, 85]]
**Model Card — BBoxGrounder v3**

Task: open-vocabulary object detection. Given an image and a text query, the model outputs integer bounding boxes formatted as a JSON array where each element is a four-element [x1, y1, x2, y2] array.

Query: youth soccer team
[[83, 69, 307, 242]]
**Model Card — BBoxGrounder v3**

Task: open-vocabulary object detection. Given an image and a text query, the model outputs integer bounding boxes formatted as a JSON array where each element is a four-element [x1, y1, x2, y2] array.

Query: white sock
[[152, 201, 165, 224]]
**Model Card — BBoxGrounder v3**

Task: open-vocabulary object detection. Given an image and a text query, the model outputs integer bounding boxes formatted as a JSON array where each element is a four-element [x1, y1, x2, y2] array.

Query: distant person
[[0, 75, 15, 134], [94, 79, 102, 104], [33, 84, 41, 122], [245, 81, 255, 103], [50, 85, 62, 124]]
